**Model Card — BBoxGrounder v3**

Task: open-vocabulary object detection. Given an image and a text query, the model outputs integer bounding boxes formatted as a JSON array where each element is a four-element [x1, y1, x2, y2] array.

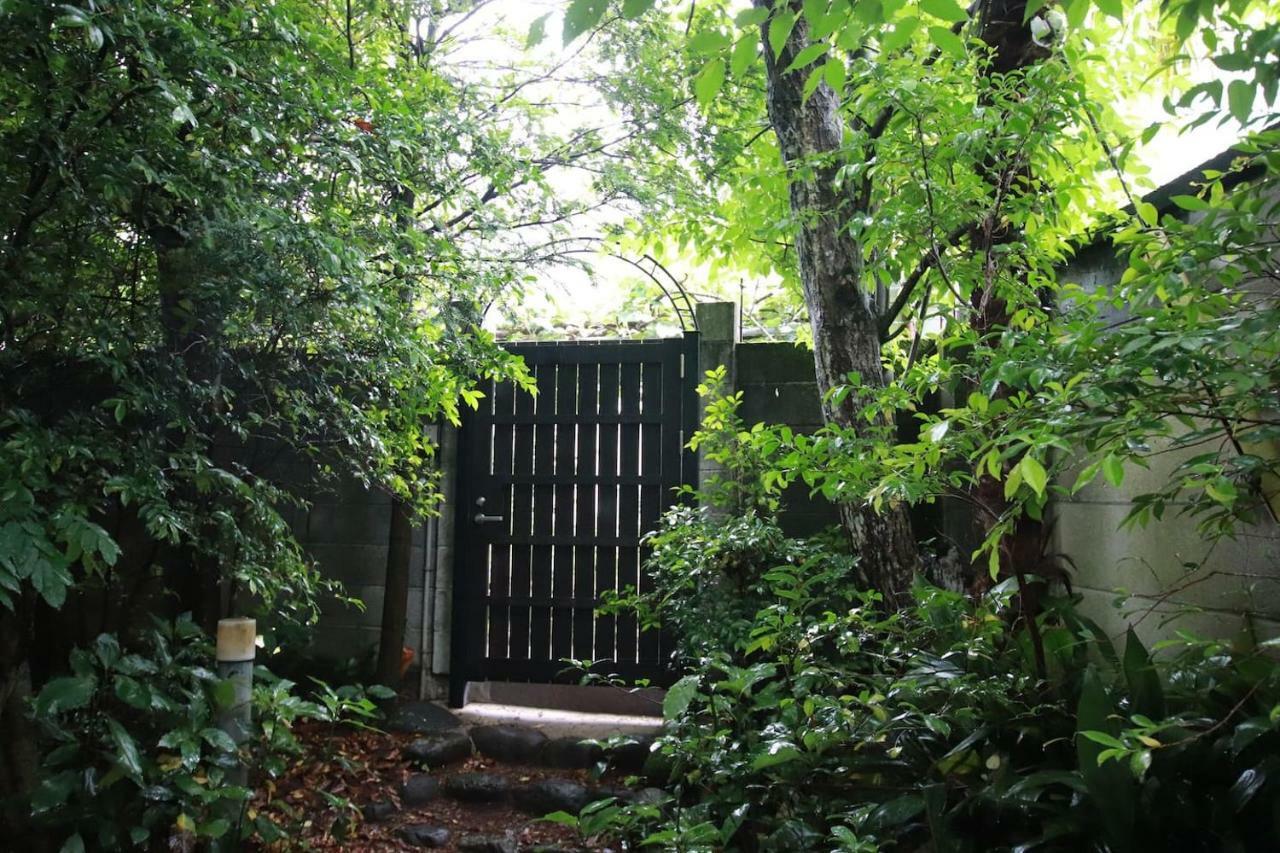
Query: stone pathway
[[251, 702, 667, 851]]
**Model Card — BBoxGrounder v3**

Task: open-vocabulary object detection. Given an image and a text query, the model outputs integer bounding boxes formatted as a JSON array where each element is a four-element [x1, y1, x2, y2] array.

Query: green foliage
[[596, 505, 1280, 849], [0, 0, 548, 632], [28, 615, 389, 848]]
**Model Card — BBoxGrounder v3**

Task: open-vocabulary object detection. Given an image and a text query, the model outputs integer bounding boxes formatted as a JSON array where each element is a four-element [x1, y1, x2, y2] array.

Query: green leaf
[[526, 13, 551, 49], [663, 674, 701, 719], [752, 742, 801, 769], [1122, 628, 1165, 718], [1169, 193, 1209, 211], [689, 29, 732, 56], [822, 58, 846, 93], [730, 37, 758, 78], [621, 0, 655, 19], [768, 10, 797, 58], [1080, 730, 1125, 749], [114, 674, 151, 710], [1076, 666, 1136, 847], [920, 0, 968, 24], [36, 675, 96, 716], [1095, 0, 1123, 19], [928, 420, 949, 443], [785, 41, 829, 73], [106, 716, 143, 778], [201, 726, 239, 753], [1102, 454, 1125, 488], [563, 0, 608, 44], [694, 59, 727, 108], [1227, 79, 1255, 125], [881, 18, 920, 52], [59, 834, 85, 853], [1019, 455, 1048, 497], [928, 26, 966, 58]]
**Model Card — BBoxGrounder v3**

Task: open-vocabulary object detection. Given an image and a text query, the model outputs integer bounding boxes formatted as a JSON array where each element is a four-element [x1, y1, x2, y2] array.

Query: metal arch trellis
[[604, 252, 699, 333], [474, 239, 701, 334], [545, 238, 699, 334]]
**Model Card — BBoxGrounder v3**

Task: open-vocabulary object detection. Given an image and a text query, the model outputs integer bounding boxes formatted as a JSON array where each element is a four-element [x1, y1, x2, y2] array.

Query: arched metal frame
[[600, 251, 699, 333], [482, 237, 700, 334]]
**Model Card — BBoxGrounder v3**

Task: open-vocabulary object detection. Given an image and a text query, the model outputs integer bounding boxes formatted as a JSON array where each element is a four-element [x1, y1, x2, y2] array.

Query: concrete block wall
[[1051, 240, 1280, 645], [694, 302, 842, 536], [735, 340, 841, 536], [274, 425, 450, 695]]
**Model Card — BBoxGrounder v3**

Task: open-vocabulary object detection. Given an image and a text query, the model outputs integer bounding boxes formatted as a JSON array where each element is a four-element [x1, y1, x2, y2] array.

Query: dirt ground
[[247, 721, 613, 851]]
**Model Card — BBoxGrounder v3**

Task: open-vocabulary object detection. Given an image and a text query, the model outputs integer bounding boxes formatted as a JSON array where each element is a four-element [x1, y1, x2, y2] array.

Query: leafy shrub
[[605, 538, 1280, 850], [28, 615, 388, 850], [586, 384, 1280, 851]]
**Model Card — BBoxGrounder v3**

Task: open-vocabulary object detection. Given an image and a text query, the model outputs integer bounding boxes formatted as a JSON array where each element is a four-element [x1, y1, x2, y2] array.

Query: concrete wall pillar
[[694, 302, 739, 508]]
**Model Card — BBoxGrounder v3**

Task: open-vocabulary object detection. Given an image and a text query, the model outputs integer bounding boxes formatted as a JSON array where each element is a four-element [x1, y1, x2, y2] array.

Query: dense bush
[[582, 390, 1280, 852], [28, 616, 385, 850]]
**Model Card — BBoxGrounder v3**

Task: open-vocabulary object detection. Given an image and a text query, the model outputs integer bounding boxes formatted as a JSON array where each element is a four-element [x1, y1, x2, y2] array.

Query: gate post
[[693, 302, 739, 511]]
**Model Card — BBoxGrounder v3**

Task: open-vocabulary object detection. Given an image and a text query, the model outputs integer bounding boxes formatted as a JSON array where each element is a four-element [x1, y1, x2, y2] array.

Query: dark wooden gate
[[449, 336, 698, 704]]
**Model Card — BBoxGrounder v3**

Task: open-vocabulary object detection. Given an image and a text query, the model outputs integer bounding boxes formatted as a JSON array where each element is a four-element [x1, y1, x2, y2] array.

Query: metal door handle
[[473, 513, 505, 525]]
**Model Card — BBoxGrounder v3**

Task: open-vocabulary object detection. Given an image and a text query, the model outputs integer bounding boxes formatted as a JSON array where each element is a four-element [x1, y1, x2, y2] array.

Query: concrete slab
[[455, 702, 664, 740]]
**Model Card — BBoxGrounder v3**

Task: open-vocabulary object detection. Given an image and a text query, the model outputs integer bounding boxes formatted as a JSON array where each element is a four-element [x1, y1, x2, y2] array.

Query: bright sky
[[449, 1, 1251, 337]]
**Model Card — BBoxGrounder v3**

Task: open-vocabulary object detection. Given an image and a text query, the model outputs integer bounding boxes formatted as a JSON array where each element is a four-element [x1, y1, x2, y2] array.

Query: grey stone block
[[739, 383, 823, 425], [736, 342, 816, 384]]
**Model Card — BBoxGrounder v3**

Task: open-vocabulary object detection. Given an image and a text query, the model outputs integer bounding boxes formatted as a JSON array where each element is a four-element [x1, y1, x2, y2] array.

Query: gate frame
[[448, 332, 699, 706]]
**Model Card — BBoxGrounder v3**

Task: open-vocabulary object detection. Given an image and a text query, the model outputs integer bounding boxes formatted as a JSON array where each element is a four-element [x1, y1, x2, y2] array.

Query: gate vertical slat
[[639, 355, 666, 667], [615, 361, 643, 667], [529, 362, 556, 665], [508, 377, 535, 664], [487, 410, 515, 662], [572, 363, 599, 663], [594, 361, 620, 663]]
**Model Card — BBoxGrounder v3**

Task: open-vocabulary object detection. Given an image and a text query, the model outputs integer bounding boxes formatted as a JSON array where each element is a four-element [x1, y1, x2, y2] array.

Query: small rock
[[458, 831, 517, 853], [401, 773, 440, 806], [588, 784, 639, 805], [444, 771, 512, 802], [470, 724, 549, 764], [512, 778, 592, 816], [540, 736, 604, 769], [606, 735, 653, 772], [398, 823, 451, 848], [362, 800, 397, 822], [386, 701, 465, 734], [405, 730, 473, 766], [635, 787, 668, 805]]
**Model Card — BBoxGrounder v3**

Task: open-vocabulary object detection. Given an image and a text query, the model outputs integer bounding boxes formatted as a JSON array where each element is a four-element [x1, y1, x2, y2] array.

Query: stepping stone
[[512, 778, 592, 816], [458, 832, 517, 853], [540, 736, 604, 769], [401, 773, 440, 807], [387, 701, 465, 735], [606, 735, 654, 772], [588, 784, 640, 805], [469, 724, 549, 764], [398, 823, 451, 848], [404, 730, 473, 766], [361, 800, 397, 822], [444, 771, 512, 802]]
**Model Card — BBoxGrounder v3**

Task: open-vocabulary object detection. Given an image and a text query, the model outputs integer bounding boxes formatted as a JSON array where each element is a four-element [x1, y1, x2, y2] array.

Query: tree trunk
[[376, 184, 418, 688], [375, 498, 415, 687], [968, 0, 1051, 675], [755, 1, 918, 607]]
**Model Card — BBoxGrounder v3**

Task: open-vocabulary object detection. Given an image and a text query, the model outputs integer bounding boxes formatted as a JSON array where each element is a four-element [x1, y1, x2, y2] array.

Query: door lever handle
[[473, 513, 505, 525]]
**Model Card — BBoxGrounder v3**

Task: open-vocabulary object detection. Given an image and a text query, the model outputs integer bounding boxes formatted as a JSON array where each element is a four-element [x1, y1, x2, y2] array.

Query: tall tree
[[750, 0, 920, 605]]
